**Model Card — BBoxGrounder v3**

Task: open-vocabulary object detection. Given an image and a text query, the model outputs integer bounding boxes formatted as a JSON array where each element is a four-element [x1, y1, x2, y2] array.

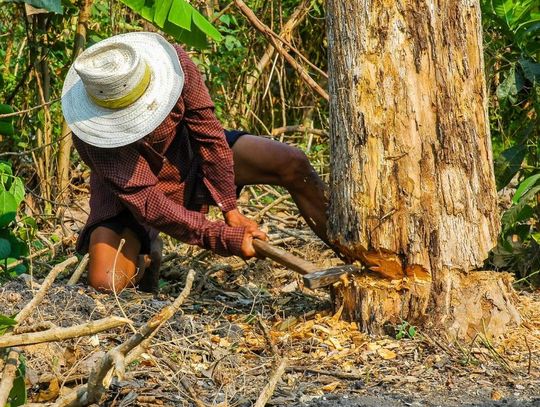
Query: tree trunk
[[326, 0, 520, 339], [57, 0, 93, 206]]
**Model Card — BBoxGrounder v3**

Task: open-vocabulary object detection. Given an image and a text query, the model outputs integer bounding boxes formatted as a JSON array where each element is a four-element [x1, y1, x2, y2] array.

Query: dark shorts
[[85, 130, 248, 254]]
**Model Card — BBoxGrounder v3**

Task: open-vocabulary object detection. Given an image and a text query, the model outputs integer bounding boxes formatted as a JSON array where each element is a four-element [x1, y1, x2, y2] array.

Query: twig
[[254, 358, 287, 407], [286, 366, 365, 380], [180, 377, 206, 407], [234, 0, 328, 101], [254, 194, 291, 222], [0, 98, 60, 119], [67, 254, 89, 285], [0, 349, 21, 407], [14, 256, 78, 326], [6, 240, 64, 270], [0, 317, 131, 348], [58, 270, 196, 407], [524, 335, 532, 375], [271, 125, 327, 137], [257, 314, 279, 356]]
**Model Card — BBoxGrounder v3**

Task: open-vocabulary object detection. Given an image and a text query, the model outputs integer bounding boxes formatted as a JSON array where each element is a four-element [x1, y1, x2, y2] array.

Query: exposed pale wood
[[0, 349, 21, 407], [253, 358, 287, 407], [326, 0, 519, 338], [0, 317, 131, 348], [67, 253, 89, 285]]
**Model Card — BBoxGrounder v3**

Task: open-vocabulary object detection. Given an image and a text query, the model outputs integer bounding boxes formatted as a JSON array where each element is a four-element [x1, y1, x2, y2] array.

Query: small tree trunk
[[326, 0, 520, 339], [57, 0, 93, 206]]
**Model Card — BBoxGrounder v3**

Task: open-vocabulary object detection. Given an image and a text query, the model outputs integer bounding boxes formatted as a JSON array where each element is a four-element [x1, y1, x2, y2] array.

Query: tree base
[[331, 271, 521, 340]]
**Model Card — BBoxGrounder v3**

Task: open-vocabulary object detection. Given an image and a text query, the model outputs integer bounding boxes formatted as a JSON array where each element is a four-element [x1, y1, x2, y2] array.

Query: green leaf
[[192, 8, 222, 42], [167, 0, 192, 30], [0, 314, 16, 327], [153, 0, 173, 28], [8, 355, 27, 406], [408, 326, 417, 338], [502, 185, 540, 229], [497, 65, 525, 101], [0, 238, 11, 259], [9, 177, 25, 206], [513, 173, 540, 203], [0, 190, 17, 228], [519, 58, 540, 83], [494, 144, 527, 190]]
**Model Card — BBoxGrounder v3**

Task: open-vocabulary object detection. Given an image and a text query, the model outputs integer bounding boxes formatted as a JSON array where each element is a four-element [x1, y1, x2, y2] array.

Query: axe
[[252, 239, 360, 289]]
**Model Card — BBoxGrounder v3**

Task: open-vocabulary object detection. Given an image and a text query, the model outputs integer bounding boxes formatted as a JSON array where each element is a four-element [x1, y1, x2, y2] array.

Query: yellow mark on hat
[[90, 65, 151, 109]]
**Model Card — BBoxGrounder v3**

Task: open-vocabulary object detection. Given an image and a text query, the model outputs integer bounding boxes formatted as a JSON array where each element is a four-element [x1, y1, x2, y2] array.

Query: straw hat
[[62, 32, 184, 148]]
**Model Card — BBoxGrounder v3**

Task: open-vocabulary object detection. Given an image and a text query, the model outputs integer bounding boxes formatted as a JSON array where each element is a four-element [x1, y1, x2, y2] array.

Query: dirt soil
[[1, 220, 539, 406]]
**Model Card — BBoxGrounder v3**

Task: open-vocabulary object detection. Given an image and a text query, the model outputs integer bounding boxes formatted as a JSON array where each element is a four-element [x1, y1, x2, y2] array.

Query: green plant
[[0, 159, 33, 279], [395, 321, 417, 340], [482, 0, 540, 285], [119, 0, 222, 49]]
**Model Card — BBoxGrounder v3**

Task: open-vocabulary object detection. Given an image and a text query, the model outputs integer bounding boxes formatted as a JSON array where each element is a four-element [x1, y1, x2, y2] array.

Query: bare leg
[[231, 135, 331, 246], [88, 226, 159, 293]]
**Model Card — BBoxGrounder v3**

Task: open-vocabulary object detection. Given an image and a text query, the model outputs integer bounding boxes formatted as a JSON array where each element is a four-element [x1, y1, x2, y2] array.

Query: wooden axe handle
[[252, 239, 319, 275]]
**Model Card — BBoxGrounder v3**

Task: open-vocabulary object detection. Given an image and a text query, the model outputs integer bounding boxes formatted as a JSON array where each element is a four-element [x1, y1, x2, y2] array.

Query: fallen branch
[[67, 253, 89, 285], [57, 270, 196, 407], [254, 358, 287, 407], [0, 317, 131, 348], [254, 194, 291, 222], [234, 0, 328, 101], [0, 349, 21, 407], [14, 256, 78, 327], [271, 125, 327, 137]]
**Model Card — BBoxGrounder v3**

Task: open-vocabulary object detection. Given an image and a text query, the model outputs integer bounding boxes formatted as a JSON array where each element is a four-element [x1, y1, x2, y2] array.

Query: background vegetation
[[0, 0, 538, 286]]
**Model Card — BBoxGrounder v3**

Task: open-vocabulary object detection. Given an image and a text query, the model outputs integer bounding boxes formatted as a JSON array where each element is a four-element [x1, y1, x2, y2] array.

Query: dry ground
[[0, 222, 539, 406]]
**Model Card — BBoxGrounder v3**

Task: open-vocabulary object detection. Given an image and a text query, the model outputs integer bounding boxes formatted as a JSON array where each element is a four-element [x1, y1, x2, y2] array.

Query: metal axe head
[[302, 264, 361, 289]]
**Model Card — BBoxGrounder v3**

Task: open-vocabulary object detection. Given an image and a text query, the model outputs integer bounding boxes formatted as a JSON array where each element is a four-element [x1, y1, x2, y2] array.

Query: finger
[[252, 230, 267, 240]]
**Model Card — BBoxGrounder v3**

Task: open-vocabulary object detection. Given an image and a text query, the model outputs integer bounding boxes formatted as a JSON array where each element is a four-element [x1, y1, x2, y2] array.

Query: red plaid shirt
[[73, 45, 245, 257]]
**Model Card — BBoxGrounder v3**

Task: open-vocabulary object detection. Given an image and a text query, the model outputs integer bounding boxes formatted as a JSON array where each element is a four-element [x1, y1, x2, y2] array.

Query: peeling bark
[[326, 0, 519, 339]]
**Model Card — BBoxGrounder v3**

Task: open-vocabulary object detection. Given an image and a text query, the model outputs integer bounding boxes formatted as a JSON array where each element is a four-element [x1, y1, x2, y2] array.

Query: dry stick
[[58, 270, 196, 407], [0, 98, 61, 119], [14, 256, 78, 326], [524, 335, 532, 375], [286, 366, 365, 380], [257, 314, 279, 356], [67, 253, 90, 285], [253, 358, 287, 407], [271, 125, 327, 137], [6, 239, 64, 270], [254, 194, 291, 222], [0, 349, 21, 407], [0, 317, 131, 348], [234, 0, 328, 101], [241, 0, 310, 98]]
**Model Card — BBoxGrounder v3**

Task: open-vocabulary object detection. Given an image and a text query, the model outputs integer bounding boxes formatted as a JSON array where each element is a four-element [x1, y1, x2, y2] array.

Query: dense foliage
[[482, 0, 540, 285], [0, 0, 538, 285]]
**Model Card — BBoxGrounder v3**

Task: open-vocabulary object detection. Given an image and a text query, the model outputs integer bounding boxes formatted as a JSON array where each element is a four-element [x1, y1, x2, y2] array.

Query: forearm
[[117, 186, 244, 256]]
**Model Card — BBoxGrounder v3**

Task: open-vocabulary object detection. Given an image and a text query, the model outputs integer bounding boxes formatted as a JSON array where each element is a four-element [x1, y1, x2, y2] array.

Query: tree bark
[[326, 0, 520, 339]]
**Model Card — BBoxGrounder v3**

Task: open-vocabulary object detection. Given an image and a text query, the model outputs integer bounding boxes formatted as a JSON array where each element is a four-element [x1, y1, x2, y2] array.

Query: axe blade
[[303, 265, 361, 289]]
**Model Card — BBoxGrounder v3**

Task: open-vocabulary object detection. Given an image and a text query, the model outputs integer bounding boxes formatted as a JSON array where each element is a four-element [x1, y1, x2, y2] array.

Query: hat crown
[[74, 42, 147, 102]]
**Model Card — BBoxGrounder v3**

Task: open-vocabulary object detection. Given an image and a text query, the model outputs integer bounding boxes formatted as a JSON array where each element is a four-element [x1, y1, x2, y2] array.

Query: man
[[62, 32, 330, 293]]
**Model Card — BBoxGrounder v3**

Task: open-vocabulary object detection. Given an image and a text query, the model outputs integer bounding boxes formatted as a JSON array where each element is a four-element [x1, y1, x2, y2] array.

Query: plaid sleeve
[[73, 136, 245, 257], [176, 46, 238, 213]]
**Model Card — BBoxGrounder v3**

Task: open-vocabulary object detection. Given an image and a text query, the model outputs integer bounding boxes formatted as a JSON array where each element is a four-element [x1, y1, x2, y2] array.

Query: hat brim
[[61, 32, 184, 148]]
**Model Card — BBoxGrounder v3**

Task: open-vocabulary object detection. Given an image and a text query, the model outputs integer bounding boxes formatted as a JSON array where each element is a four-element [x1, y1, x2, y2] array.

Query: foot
[[137, 236, 163, 293]]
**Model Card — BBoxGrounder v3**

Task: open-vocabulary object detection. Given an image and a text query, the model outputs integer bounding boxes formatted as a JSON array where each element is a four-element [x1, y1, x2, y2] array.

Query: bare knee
[[88, 263, 136, 293], [278, 147, 315, 189]]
